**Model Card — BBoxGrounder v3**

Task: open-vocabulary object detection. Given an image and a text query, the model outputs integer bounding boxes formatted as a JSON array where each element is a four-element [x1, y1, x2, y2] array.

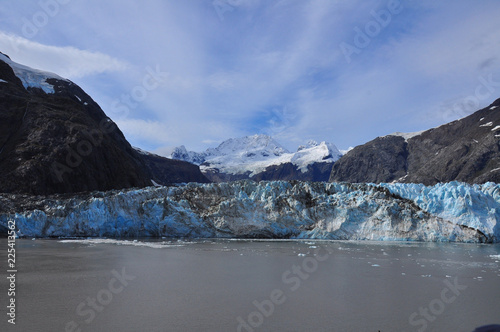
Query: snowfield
[[172, 135, 343, 176], [0, 53, 67, 94], [1, 181, 498, 242], [386, 131, 425, 141]]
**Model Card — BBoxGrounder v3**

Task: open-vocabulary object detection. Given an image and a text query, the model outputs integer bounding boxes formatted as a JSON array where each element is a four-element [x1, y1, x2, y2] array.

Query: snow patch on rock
[[0, 53, 67, 94], [387, 131, 425, 141]]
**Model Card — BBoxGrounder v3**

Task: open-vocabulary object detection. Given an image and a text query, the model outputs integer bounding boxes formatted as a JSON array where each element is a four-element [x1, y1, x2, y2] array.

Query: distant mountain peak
[[171, 134, 343, 181], [170, 145, 206, 165], [211, 134, 289, 157]]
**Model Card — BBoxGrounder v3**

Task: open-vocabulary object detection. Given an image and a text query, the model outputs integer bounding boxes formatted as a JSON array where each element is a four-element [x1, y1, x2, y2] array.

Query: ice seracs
[[380, 181, 500, 241], [1, 181, 497, 242]]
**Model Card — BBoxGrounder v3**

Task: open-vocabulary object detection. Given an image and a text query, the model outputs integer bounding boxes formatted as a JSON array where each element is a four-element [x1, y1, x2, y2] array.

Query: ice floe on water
[[59, 238, 189, 249]]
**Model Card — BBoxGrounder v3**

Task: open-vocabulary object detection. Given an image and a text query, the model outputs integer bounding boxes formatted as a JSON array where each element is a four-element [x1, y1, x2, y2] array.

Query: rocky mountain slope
[[171, 135, 342, 182], [330, 99, 500, 184], [0, 52, 208, 195], [0, 181, 497, 242]]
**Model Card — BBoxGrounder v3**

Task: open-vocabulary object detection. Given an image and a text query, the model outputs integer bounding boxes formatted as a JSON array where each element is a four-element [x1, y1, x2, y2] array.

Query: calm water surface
[[1, 238, 499, 332]]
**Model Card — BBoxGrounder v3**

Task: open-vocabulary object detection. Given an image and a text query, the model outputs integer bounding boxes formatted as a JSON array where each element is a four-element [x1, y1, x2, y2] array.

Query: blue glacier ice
[[380, 181, 500, 241], [0, 181, 498, 242]]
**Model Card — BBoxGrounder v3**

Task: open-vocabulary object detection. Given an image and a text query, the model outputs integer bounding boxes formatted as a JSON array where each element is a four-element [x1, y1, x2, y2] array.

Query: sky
[[0, 0, 500, 154]]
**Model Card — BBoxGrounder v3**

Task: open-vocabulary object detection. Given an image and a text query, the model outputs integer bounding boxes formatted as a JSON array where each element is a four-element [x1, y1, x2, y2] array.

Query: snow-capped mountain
[[171, 134, 289, 166], [171, 134, 343, 182], [170, 146, 207, 165]]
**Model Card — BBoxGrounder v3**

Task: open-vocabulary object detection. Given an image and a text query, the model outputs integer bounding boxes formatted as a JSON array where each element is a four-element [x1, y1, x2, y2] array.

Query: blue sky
[[1, 0, 500, 154]]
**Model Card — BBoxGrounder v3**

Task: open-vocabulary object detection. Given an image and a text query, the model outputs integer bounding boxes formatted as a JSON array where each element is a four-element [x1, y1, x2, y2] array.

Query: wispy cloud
[[1, 0, 499, 153], [0, 31, 128, 78]]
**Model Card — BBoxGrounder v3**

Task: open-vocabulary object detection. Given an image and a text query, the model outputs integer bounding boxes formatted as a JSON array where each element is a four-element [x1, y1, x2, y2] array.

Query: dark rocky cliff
[[0, 53, 208, 195], [330, 99, 500, 185]]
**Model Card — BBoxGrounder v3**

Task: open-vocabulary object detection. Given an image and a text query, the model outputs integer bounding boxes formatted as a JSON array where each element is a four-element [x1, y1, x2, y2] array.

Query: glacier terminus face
[[0, 181, 498, 242]]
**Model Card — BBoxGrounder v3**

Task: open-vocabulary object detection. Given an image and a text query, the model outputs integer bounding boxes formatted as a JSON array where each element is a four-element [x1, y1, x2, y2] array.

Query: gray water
[[1, 238, 499, 332]]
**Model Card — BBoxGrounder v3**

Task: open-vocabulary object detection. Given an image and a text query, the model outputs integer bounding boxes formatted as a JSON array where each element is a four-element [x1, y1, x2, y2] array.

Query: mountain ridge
[[330, 99, 500, 184], [171, 134, 343, 182], [0, 53, 208, 195]]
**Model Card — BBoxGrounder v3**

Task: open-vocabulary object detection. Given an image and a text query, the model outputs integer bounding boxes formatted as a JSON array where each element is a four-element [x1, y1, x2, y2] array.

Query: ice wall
[[0, 181, 497, 242]]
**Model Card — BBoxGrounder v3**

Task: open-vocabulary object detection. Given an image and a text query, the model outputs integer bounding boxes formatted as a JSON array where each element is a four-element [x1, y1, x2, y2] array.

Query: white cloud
[[2, 1, 499, 153], [114, 119, 173, 146], [114, 117, 241, 153], [0, 31, 129, 79]]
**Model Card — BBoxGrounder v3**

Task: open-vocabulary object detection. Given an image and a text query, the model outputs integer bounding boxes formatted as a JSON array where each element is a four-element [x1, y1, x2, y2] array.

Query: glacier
[[0, 181, 498, 242], [380, 181, 500, 241]]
